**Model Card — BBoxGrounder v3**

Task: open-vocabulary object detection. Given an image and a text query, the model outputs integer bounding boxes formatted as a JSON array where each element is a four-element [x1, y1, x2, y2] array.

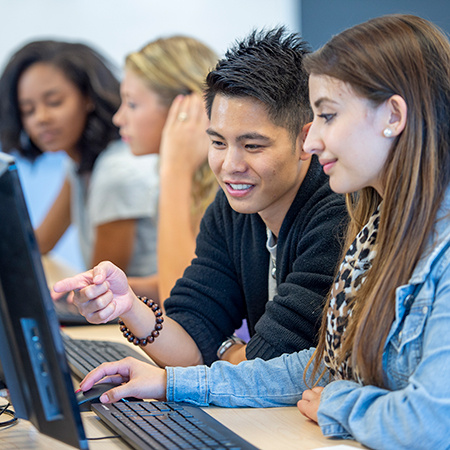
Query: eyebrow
[[206, 128, 273, 143], [313, 97, 339, 108], [19, 89, 62, 106]]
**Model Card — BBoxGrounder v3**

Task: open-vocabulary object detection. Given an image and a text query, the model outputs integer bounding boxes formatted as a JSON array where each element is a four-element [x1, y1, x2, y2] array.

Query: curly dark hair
[[204, 27, 312, 142], [0, 40, 120, 173]]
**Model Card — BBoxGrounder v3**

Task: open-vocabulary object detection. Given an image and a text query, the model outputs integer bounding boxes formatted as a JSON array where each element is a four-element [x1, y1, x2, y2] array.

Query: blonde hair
[[126, 36, 219, 226], [304, 15, 450, 387]]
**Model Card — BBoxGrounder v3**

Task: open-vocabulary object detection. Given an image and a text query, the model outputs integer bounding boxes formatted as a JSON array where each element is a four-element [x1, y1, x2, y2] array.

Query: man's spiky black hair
[[205, 27, 312, 141]]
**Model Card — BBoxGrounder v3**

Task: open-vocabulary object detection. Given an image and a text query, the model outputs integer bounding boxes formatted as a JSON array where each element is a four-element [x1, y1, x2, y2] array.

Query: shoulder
[[198, 189, 266, 254], [411, 219, 450, 286], [91, 141, 159, 190], [94, 141, 156, 172], [203, 188, 264, 230]]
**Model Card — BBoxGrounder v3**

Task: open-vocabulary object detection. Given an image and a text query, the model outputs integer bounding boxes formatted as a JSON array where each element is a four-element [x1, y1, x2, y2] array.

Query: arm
[[35, 176, 71, 254], [158, 94, 210, 300], [53, 261, 202, 367], [315, 260, 450, 449], [164, 192, 253, 365], [77, 347, 329, 408], [128, 274, 160, 302], [91, 218, 136, 272], [221, 343, 247, 364]]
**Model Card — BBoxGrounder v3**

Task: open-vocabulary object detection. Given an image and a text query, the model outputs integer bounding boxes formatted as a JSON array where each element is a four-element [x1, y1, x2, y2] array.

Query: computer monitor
[[0, 153, 87, 449]]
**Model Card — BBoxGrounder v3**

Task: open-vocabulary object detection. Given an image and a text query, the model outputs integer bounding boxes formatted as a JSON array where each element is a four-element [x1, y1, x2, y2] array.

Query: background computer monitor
[[0, 153, 87, 449]]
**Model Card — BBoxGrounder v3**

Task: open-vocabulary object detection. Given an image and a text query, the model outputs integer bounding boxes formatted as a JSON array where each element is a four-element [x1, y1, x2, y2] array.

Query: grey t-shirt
[[67, 141, 159, 276]]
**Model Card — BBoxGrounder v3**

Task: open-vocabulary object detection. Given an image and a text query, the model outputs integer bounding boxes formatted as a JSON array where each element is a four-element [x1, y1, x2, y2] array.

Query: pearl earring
[[383, 128, 393, 138]]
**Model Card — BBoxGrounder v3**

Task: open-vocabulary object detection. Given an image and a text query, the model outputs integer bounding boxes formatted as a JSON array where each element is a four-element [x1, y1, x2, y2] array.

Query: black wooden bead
[[119, 296, 163, 346]]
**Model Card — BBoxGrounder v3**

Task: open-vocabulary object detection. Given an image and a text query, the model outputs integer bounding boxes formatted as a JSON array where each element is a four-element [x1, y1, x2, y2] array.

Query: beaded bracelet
[[118, 296, 164, 346]]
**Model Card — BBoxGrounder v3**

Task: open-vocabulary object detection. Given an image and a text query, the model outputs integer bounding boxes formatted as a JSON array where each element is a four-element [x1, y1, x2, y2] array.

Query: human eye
[[45, 94, 63, 108], [20, 107, 34, 118], [317, 113, 336, 123], [127, 101, 137, 109], [48, 100, 63, 108], [210, 139, 226, 149], [245, 143, 263, 151]]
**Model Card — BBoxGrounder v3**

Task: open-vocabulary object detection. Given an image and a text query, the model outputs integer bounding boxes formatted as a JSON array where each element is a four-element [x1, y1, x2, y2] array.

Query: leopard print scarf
[[324, 206, 380, 380]]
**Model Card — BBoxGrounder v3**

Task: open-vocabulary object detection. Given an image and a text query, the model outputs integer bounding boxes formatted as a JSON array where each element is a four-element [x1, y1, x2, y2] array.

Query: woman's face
[[113, 69, 169, 156], [304, 74, 392, 196], [17, 62, 91, 161]]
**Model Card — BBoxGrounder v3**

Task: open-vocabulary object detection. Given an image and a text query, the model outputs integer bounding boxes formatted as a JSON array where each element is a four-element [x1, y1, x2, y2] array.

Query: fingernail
[[100, 394, 108, 403]]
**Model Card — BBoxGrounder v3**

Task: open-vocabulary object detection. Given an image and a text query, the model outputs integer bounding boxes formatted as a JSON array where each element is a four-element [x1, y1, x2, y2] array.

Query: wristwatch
[[216, 335, 246, 360]]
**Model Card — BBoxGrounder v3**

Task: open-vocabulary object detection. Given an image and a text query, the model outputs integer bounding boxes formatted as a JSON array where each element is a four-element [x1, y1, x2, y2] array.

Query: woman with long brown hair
[[57, 15, 450, 449]]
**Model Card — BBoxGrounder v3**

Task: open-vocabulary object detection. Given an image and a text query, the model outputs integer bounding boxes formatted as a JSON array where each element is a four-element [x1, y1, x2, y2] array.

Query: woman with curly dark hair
[[0, 40, 158, 278]]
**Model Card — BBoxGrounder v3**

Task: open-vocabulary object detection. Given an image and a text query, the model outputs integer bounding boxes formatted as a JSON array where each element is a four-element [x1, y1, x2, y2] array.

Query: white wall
[[0, 0, 300, 72]]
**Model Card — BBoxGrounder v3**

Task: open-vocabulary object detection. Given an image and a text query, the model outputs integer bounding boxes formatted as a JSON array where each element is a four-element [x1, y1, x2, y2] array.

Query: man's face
[[207, 94, 309, 235]]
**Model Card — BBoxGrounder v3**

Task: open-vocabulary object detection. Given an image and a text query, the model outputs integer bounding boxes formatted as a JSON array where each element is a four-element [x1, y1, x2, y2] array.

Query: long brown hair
[[304, 15, 450, 386]]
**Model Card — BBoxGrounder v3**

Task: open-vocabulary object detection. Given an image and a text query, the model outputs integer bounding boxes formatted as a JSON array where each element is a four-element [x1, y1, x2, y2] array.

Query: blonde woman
[[114, 36, 219, 301]]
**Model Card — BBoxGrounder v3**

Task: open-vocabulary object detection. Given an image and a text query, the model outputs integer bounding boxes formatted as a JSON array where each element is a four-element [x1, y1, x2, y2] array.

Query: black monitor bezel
[[0, 153, 87, 449]]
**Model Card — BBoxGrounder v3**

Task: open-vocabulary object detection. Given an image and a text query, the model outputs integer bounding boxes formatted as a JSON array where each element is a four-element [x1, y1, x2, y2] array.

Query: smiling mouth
[[228, 183, 253, 190], [319, 159, 337, 175], [38, 130, 59, 143], [224, 182, 255, 197]]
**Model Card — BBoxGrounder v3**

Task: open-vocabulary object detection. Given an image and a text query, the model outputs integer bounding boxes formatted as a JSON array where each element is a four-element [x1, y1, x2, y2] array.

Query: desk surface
[[2, 256, 364, 449], [2, 324, 364, 450]]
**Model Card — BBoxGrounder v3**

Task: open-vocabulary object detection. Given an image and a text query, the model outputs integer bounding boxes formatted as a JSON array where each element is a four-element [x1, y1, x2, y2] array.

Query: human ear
[[383, 95, 407, 137], [299, 122, 312, 161]]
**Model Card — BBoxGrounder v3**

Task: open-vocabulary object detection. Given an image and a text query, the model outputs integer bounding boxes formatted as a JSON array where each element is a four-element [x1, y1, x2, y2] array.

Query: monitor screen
[[0, 153, 87, 449]]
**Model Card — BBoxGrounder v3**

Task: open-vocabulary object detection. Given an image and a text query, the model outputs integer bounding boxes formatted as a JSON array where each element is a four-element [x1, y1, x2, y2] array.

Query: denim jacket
[[166, 189, 450, 450]]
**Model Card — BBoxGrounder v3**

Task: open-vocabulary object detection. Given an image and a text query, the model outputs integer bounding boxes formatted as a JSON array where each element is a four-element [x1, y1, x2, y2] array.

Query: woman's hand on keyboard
[[79, 357, 167, 403], [52, 261, 136, 324]]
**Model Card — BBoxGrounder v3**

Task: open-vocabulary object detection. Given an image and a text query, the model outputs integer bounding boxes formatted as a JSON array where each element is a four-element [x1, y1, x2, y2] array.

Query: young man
[[54, 28, 347, 367]]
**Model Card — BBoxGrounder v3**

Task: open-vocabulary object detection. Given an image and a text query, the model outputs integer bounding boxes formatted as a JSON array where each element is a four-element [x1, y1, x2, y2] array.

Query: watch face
[[216, 336, 246, 359]]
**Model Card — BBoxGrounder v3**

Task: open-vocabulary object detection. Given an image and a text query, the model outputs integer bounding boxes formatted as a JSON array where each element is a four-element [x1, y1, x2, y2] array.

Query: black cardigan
[[165, 156, 348, 365]]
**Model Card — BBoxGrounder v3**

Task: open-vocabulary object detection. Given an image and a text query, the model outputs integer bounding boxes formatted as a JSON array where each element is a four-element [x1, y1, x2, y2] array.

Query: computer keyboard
[[91, 400, 258, 449], [61, 332, 151, 379]]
